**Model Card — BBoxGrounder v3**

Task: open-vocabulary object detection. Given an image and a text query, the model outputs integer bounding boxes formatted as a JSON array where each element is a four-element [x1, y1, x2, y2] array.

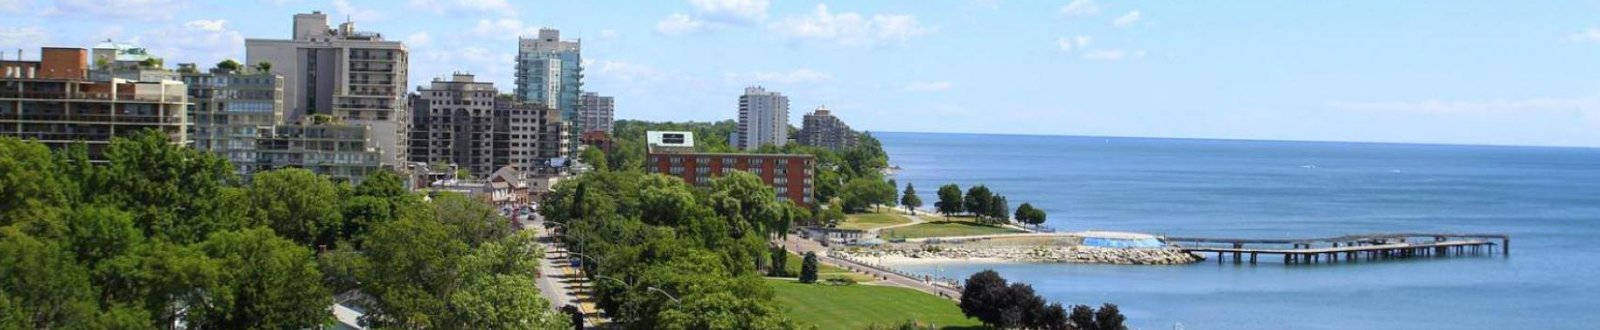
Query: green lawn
[[784, 251, 877, 283], [879, 221, 1024, 239], [767, 278, 982, 329], [838, 211, 913, 230]]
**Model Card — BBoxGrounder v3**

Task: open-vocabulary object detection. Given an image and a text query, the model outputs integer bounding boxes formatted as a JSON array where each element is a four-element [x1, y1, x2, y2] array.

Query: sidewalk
[[524, 217, 609, 327]]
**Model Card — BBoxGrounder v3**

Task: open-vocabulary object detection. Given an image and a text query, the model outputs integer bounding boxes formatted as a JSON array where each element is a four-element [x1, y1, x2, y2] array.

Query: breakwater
[[847, 246, 1204, 265]]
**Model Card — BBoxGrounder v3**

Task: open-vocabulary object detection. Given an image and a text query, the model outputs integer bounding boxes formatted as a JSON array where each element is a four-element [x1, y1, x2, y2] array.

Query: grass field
[[879, 221, 1024, 239], [767, 278, 982, 329], [784, 251, 877, 282], [839, 211, 913, 230]]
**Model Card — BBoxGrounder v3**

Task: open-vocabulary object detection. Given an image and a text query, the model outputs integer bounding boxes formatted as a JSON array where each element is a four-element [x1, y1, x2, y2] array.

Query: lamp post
[[646, 287, 681, 305]]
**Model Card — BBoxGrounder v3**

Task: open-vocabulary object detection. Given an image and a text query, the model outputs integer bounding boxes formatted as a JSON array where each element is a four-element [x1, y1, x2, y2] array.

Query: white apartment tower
[[245, 11, 410, 167], [737, 86, 789, 150]]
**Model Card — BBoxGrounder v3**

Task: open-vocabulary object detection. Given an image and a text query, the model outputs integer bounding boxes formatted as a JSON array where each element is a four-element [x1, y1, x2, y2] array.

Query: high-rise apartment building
[[515, 28, 582, 156], [737, 86, 789, 150], [578, 91, 613, 134], [180, 66, 284, 176], [1, 47, 188, 160], [246, 11, 410, 167], [411, 73, 498, 176], [798, 105, 858, 150], [410, 74, 566, 178]]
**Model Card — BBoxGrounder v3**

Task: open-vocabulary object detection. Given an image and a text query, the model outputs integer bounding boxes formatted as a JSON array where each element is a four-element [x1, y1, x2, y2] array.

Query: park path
[[780, 235, 963, 300]]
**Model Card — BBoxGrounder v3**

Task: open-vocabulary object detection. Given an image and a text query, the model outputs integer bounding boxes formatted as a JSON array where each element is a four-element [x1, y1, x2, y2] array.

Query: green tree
[[0, 137, 69, 227], [988, 195, 1009, 224], [216, 59, 243, 72], [1069, 305, 1097, 330], [254, 61, 272, 72], [839, 177, 896, 212], [249, 168, 345, 248], [964, 186, 993, 221], [900, 183, 922, 215], [100, 130, 237, 244], [581, 147, 609, 172], [197, 228, 330, 329], [767, 246, 790, 277], [63, 205, 143, 268], [799, 252, 819, 283], [0, 230, 95, 329], [361, 213, 469, 328], [1015, 203, 1036, 228], [958, 270, 1007, 327], [1094, 304, 1127, 330], [95, 241, 220, 327], [934, 184, 964, 219]]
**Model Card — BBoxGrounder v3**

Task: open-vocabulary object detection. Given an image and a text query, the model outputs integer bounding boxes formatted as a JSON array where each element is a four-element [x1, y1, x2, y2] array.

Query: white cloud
[[688, 0, 768, 24], [48, 0, 186, 20], [405, 32, 431, 47], [594, 60, 673, 83], [1113, 10, 1142, 27], [657, 14, 710, 36], [408, 0, 515, 16], [332, 0, 383, 22], [1081, 49, 1144, 60], [184, 19, 227, 32], [901, 80, 954, 92], [769, 4, 935, 47], [1057, 35, 1092, 51], [1060, 0, 1099, 16], [473, 19, 543, 39], [1572, 27, 1600, 43], [137, 21, 245, 65], [1, 0, 27, 12], [0, 26, 49, 52], [725, 68, 833, 84]]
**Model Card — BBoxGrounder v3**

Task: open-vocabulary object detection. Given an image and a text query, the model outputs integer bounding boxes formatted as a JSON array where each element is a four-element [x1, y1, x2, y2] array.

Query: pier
[[1165, 233, 1509, 264]]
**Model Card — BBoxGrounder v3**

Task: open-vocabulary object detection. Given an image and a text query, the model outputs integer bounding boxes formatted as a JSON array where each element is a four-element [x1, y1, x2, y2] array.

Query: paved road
[[522, 215, 609, 327]]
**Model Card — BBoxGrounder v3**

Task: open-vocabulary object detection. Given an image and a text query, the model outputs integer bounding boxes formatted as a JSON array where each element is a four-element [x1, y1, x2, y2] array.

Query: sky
[[3, 0, 1599, 147]]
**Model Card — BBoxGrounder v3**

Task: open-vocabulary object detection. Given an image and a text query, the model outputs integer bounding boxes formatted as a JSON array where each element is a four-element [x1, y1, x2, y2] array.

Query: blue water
[[877, 132, 1600, 330]]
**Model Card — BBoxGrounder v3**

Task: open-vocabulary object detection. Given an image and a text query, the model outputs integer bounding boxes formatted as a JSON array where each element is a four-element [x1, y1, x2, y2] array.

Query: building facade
[[797, 105, 858, 150], [1, 47, 187, 160], [181, 68, 284, 177], [578, 91, 613, 134], [737, 86, 788, 150], [515, 28, 582, 156], [410, 73, 498, 176], [254, 119, 383, 183], [409, 74, 567, 178], [246, 11, 410, 168], [645, 131, 815, 207]]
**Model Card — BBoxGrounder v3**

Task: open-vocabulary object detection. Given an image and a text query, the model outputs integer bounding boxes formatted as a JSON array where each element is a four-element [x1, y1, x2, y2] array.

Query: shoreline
[[843, 246, 1204, 266]]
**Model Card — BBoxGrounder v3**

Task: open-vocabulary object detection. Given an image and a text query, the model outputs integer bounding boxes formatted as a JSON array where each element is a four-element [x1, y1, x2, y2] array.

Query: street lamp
[[646, 287, 681, 305]]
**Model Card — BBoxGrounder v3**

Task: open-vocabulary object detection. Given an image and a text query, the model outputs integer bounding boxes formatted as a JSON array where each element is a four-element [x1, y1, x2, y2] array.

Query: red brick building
[[644, 131, 815, 207]]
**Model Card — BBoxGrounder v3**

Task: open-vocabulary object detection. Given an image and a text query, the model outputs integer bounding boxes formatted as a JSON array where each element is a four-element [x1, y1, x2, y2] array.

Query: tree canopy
[[0, 131, 567, 329]]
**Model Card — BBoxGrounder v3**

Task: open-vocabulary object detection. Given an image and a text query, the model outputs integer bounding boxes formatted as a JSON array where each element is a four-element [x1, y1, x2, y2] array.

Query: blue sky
[[4, 0, 1599, 147]]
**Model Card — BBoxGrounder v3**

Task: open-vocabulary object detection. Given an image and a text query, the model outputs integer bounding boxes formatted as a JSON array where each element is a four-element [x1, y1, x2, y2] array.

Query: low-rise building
[[181, 66, 285, 177], [645, 131, 815, 207], [253, 118, 383, 183], [1, 47, 187, 160]]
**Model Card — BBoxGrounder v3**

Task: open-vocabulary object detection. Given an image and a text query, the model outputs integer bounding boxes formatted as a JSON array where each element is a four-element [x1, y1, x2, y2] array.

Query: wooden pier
[[1165, 233, 1509, 264]]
